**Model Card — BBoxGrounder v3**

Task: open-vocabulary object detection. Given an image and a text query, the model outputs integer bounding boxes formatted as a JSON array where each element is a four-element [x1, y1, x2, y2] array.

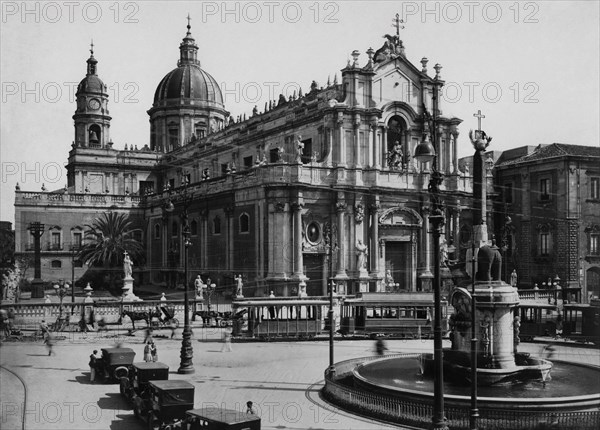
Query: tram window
[[366, 308, 375, 318]]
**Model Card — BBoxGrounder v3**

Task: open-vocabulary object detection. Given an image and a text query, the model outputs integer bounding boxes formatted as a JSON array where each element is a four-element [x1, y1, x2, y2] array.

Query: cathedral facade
[[14, 21, 478, 297]]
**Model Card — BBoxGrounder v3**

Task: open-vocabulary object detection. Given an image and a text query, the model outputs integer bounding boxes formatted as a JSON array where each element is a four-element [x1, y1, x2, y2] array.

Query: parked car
[[95, 347, 136, 382], [132, 380, 195, 429], [183, 407, 261, 430], [120, 362, 169, 404]]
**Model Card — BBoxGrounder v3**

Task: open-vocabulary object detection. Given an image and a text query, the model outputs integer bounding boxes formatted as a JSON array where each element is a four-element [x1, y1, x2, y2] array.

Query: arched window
[[213, 217, 221, 235], [239, 213, 249, 233], [88, 124, 101, 148], [190, 219, 198, 236], [154, 223, 161, 239]]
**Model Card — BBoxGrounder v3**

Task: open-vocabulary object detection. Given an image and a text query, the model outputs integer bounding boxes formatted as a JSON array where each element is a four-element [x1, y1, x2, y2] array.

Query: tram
[[517, 303, 558, 341], [231, 298, 329, 339], [563, 301, 600, 344], [339, 292, 450, 338]]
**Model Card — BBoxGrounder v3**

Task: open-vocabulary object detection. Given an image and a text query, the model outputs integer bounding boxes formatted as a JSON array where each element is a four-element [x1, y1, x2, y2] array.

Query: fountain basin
[[421, 351, 553, 386], [354, 355, 600, 411]]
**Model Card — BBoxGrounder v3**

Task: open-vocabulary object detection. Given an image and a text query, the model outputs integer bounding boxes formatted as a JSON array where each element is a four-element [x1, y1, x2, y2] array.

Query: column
[[381, 126, 388, 168], [326, 127, 333, 168], [452, 129, 459, 174], [337, 115, 346, 168], [335, 200, 348, 278], [372, 123, 381, 169], [423, 208, 432, 273], [354, 117, 361, 168], [225, 206, 234, 271], [201, 209, 208, 270], [369, 200, 380, 282], [292, 199, 305, 278]]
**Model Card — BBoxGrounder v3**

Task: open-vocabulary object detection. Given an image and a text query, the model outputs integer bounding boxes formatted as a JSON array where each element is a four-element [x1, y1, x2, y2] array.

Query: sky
[[1, 1, 599, 223]]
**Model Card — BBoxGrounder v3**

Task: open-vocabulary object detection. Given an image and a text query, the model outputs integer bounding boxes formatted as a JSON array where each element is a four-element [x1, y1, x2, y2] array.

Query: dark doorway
[[385, 241, 412, 291], [303, 254, 324, 296]]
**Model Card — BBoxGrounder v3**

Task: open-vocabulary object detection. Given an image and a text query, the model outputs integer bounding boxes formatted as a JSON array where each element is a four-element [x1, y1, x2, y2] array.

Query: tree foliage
[[78, 212, 145, 276]]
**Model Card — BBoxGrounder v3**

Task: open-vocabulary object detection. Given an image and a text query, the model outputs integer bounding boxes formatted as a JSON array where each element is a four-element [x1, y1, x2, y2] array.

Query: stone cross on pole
[[473, 109, 485, 132]]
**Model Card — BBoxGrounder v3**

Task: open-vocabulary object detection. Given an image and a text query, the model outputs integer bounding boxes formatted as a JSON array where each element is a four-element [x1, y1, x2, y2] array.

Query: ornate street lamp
[[53, 280, 70, 325], [165, 173, 195, 374], [414, 63, 448, 430]]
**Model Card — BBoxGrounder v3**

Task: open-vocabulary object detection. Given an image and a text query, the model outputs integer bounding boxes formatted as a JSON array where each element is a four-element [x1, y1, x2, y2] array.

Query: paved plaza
[[1, 328, 598, 430]]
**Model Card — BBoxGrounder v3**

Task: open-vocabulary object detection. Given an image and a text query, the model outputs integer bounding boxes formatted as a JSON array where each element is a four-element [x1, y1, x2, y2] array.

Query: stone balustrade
[[0, 300, 233, 327]]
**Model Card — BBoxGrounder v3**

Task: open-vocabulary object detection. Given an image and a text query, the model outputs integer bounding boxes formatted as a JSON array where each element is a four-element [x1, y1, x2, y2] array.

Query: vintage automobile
[[95, 347, 136, 382], [120, 362, 169, 404], [182, 408, 261, 430], [133, 379, 195, 429]]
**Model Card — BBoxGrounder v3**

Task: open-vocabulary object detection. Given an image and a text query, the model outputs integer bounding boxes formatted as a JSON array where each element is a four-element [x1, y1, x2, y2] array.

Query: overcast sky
[[1, 1, 599, 223]]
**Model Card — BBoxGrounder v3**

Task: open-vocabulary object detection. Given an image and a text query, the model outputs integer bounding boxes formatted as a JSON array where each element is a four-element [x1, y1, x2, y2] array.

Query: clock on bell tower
[[72, 41, 112, 148]]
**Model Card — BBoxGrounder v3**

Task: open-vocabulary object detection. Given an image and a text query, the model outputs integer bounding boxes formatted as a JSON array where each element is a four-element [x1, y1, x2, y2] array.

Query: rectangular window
[[168, 128, 178, 150], [540, 178, 550, 200], [540, 232, 550, 256], [301, 138, 313, 164], [221, 163, 229, 175], [591, 177, 600, 199], [168, 178, 175, 189], [591, 234, 599, 255], [182, 173, 191, 186], [270, 148, 279, 163], [505, 183, 513, 204], [244, 156, 253, 169], [73, 232, 82, 248], [51, 232, 61, 250], [139, 181, 154, 195]]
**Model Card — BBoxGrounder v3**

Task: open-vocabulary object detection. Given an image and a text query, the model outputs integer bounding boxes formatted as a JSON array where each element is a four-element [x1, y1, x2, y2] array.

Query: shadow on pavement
[[98, 392, 127, 411], [70, 374, 94, 384], [110, 416, 144, 430]]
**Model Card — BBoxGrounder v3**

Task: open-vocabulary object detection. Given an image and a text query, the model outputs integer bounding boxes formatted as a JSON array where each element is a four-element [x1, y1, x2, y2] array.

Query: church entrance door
[[385, 241, 412, 291]]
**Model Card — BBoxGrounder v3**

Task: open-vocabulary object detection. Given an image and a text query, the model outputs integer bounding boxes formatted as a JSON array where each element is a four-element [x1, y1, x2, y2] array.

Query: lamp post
[[166, 173, 195, 374], [414, 64, 448, 430], [470, 240, 479, 430], [53, 280, 70, 323]]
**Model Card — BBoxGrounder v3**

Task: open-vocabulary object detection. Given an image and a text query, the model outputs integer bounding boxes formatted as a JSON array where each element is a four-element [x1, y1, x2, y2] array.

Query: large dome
[[153, 64, 223, 107]]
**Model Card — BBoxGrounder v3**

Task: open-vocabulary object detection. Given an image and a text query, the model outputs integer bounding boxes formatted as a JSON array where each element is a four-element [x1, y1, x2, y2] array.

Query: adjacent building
[[494, 144, 600, 301]]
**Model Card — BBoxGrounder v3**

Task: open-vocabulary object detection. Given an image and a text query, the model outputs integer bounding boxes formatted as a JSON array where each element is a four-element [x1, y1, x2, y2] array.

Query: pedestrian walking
[[144, 341, 152, 362], [150, 341, 158, 362], [40, 320, 50, 340], [221, 331, 233, 352], [246, 401, 256, 415], [144, 327, 153, 344], [169, 321, 176, 339], [375, 338, 387, 356], [89, 350, 101, 382], [554, 313, 563, 339], [45, 333, 55, 356]]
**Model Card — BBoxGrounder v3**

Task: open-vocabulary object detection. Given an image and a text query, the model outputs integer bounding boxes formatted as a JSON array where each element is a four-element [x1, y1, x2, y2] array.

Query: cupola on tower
[[149, 16, 229, 153], [72, 42, 111, 148]]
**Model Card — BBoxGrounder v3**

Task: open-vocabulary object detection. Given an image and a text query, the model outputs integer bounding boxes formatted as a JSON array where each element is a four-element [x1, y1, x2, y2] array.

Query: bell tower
[[72, 41, 111, 148]]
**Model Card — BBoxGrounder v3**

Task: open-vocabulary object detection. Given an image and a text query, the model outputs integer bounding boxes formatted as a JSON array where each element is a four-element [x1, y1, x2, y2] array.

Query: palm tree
[[78, 212, 145, 292]]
